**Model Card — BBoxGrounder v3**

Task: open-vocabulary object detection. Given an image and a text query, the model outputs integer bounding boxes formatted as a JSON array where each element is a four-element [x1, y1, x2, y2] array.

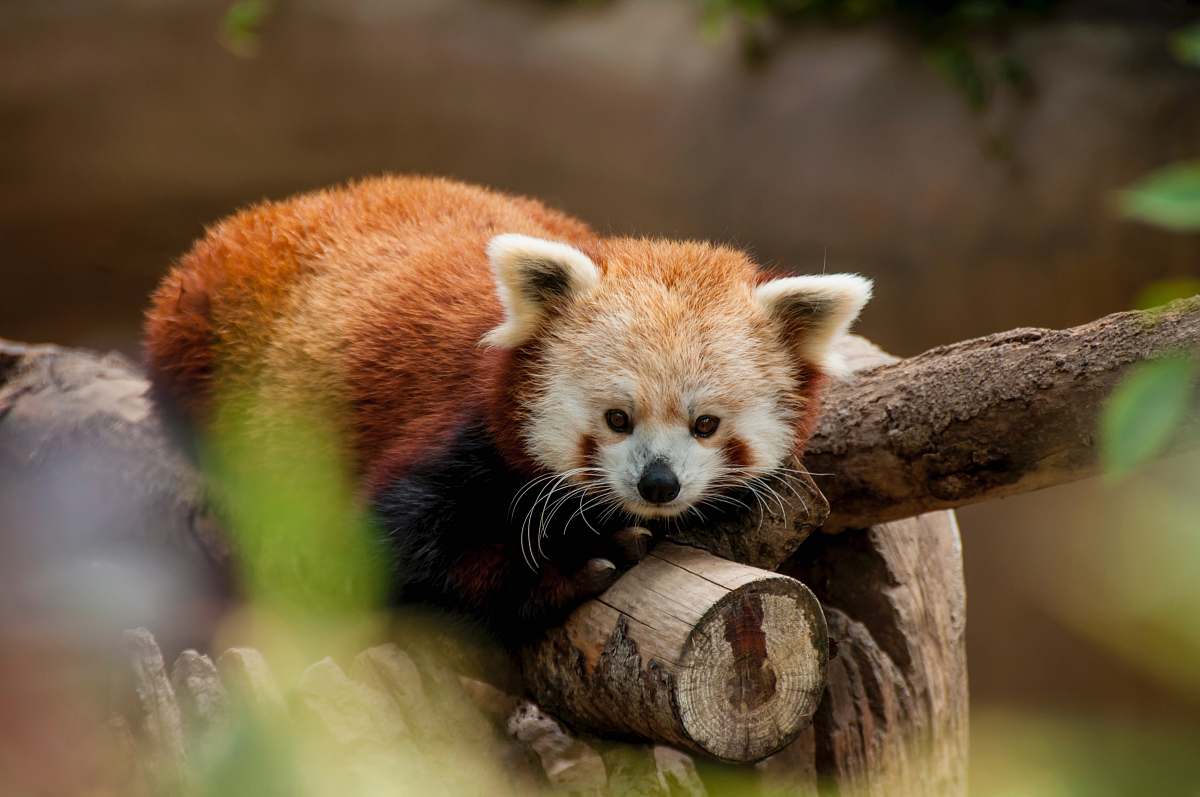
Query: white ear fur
[[755, 273, 873, 377], [482, 233, 600, 348]]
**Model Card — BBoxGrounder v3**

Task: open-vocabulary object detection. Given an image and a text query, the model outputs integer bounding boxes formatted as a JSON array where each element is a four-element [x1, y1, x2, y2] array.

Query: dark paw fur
[[572, 557, 619, 598], [610, 526, 655, 566]]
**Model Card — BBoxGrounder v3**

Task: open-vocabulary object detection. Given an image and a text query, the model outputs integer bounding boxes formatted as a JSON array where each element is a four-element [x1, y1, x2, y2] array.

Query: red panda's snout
[[483, 233, 872, 524]]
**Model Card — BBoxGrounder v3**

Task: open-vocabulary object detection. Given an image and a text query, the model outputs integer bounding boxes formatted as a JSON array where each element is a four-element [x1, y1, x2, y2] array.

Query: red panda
[[145, 175, 871, 636]]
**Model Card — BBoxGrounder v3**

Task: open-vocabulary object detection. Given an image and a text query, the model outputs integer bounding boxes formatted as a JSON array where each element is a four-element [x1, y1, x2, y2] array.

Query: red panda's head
[[484, 233, 871, 521]]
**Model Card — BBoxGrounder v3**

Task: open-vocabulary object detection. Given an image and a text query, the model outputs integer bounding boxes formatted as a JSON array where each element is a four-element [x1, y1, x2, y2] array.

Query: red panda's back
[[144, 175, 596, 475]]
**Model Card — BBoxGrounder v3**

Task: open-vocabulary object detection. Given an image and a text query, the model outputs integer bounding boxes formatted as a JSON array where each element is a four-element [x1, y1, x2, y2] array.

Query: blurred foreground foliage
[[970, 710, 1200, 797], [1119, 161, 1200, 233], [1105, 29, 1200, 482], [1101, 356, 1197, 481], [203, 394, 387, 619]]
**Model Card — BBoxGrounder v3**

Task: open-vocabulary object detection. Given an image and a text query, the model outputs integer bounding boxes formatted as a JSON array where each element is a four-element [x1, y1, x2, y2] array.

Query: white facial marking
[[519, 247, 870, 523]]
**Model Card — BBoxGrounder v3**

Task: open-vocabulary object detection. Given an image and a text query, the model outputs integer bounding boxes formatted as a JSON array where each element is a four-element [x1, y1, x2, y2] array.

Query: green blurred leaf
[[202, 393, 387, 619], [1170, 23, 1200, 67], [221, 0, 272, 57], [972, 709, 1200, 797], [1117, 161, 1200, 231], [926, 42, 989, 111], [1134, 278, 1200, 311], [1101, 357, 1198, 480]]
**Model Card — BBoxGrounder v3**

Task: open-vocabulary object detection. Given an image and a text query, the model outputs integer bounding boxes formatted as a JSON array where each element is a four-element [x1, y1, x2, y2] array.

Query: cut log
[[808, 297, 1200, 530], [521, 543, 827, 763]]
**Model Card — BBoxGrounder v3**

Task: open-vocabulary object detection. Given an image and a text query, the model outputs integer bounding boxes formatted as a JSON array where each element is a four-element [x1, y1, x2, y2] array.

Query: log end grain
[[675, 577, 827, 762]]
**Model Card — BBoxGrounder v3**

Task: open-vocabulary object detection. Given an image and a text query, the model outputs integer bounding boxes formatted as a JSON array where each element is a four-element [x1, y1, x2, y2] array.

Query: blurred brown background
[[3, 0, 1199, 766]]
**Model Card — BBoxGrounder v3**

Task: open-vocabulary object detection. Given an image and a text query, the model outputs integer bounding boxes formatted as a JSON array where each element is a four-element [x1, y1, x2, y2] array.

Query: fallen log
[[808, 297, 1200, 530], [520, 543, 827, 763]]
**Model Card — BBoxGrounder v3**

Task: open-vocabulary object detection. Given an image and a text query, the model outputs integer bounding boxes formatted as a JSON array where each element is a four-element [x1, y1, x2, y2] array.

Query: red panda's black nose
[[638, 460, 680, 504]]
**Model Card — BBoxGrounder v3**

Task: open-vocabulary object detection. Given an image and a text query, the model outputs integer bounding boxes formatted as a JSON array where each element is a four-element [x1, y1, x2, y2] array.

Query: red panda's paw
[[519, 557, 621, 623], [609, 526, 655, 567], [525, 527, 656, 618], [573, 557, 620, 597]]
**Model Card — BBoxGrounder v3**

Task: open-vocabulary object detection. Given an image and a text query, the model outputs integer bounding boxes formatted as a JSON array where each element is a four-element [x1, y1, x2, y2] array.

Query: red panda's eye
[[605, 409, 631, 433], [693, 415, 720, 438]]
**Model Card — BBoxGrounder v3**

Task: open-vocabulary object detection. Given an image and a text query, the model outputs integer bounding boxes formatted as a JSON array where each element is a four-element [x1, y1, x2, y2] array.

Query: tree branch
[[807, 296, 1200, 531]]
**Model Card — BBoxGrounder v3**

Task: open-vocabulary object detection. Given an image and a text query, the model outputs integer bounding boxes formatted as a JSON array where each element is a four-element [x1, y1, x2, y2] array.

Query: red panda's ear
[[755, 274, 873, 376], [482, 234, 600, 348]]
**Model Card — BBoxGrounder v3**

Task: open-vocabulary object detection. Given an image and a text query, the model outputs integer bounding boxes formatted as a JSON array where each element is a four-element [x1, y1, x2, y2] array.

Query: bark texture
[[808, 297, 1200, 530], [795, 513, 968, 796]]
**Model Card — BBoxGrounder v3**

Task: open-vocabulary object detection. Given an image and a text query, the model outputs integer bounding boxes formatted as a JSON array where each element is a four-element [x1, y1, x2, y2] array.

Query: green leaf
[[1170, 23, 1200, 67], [1101, 357, 1198, 480], [1117, 161, 1200, 231], [1134, 278, 1200, 311], [221, 0, 272, 57], [926, 42, 989, 112]]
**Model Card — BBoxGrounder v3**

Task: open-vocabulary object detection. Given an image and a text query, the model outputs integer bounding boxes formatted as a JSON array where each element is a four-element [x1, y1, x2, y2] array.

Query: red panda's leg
[[518, 558, 621, 622], [446, 545, 621, 623], [516, 528, 656, 621], [446, 544, 633, 624]]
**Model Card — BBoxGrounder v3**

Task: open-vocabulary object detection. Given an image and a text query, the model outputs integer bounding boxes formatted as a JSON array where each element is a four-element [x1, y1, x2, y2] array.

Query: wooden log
[[506, 700, 609, 795], [352, 644, 448, 746], [521, 543, 827, 763], [111, 628, 189, 791], [169, 649, 228, 739], [294, 657, 412, 748], [215, 646, 285, 712], [11, 334, 1002, 779], [6, 299, 1196, 556], [779, 511, 969, 796], [808, 297, 1200, 530]]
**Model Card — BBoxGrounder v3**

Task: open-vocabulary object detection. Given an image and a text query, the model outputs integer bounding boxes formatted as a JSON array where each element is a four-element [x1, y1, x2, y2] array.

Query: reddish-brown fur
[[146, 176, 595, 489], [144, 175, 850, 631], [146, 176, 831, 492]]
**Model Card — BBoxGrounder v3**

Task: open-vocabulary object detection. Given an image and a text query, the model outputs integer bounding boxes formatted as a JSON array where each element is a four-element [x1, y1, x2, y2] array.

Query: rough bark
[[809, 297, 1200, 530], [169, 649, 228, 738], [520, 543, 828, 763]]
